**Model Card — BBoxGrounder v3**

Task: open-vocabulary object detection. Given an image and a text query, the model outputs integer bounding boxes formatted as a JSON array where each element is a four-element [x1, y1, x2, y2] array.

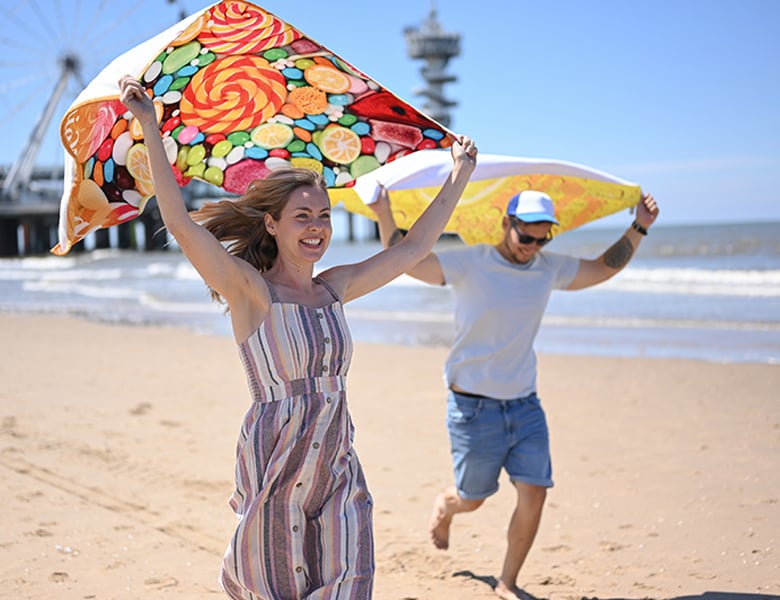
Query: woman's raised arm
[[324, 135, 477, 302], [118, 76, 261, 307]]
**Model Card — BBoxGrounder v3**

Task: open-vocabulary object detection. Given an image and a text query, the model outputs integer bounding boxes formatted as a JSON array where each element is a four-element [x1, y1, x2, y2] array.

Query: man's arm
[[369, 186, 446, 285], [567, 192, 659, 290]]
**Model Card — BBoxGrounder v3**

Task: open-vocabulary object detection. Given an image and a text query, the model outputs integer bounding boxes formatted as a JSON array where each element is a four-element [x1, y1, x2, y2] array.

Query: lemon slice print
[[251, 122, 295, 149]]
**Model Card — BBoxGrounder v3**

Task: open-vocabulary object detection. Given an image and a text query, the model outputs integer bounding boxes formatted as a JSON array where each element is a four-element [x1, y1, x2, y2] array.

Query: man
[[370, 188, 659, 599]]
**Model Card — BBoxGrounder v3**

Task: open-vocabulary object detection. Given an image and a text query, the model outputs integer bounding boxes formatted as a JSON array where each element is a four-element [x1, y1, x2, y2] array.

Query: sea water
[[1, 221, 778, 364]]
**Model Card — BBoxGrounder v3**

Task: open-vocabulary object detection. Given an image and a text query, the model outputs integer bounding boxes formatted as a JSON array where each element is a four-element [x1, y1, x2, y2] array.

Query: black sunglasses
[[510, 218, 553, 247]]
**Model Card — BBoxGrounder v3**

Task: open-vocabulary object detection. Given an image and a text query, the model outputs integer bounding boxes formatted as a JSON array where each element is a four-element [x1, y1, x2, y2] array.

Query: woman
[[118, 75, 477, 599]]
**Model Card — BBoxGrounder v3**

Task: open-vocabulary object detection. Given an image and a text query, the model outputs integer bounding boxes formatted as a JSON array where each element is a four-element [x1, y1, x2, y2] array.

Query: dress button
[[292, 525, 299, 532], [322, 365, 329, 372], [295, 481, 303, 487], [324, 337, 331, 343], [312, 442, 320, 449], [317, 312, 323, 319], [326, 396, 332, 403], [296, 566, 303, 573]]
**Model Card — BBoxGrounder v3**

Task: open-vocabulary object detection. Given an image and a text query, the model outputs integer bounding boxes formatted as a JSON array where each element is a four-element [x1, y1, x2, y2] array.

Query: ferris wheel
[[0, 0, 194, 200]]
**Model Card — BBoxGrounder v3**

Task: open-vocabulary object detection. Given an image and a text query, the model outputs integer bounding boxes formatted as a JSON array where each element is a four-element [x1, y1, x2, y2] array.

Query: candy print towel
[[330, 151, 642, 244], [53, 0, 454, 255]]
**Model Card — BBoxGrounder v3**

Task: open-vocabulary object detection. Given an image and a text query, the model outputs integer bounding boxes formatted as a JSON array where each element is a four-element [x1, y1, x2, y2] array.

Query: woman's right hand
[[118, 75, 156, 125]]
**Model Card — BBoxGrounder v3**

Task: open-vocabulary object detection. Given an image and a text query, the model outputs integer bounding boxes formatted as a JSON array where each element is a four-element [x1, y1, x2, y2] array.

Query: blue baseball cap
[[506, 191, 559, 225]]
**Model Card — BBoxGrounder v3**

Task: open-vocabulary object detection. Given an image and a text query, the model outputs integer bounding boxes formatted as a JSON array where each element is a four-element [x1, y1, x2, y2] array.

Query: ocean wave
[[0, 268, 124, 281], [607, 268, 780, 297], [386, 268, 780, 297], [22, 280, 220, 314], [344, 307, 780, 331]]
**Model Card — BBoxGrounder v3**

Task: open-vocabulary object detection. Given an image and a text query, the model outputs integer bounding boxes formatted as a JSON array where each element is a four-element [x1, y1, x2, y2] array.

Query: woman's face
[[267, 185, 332, 263]]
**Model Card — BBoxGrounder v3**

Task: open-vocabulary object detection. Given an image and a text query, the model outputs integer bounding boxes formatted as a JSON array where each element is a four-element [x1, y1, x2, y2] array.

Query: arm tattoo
[[603, 236, 635, 269], [388, 228, 405, 247]]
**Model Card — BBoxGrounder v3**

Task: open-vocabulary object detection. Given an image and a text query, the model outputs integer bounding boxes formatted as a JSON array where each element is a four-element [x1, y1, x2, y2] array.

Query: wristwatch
[[631, 221, 648, 235]]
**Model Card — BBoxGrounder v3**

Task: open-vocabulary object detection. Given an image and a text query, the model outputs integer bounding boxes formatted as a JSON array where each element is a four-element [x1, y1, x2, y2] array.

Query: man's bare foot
[[428, 492, 452, 550], [494, 580, 529, 600]]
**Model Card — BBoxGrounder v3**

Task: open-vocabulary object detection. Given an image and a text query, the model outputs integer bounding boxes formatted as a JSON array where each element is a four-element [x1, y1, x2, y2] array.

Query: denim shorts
[[446, 390, 553, 500]]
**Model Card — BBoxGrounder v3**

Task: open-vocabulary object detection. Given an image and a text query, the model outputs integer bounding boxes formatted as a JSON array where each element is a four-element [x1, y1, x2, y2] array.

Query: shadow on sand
[[451, 572, 779, 600]]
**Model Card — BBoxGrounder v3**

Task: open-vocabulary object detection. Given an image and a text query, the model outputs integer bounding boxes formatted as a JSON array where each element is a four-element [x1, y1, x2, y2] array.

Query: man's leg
[[494, 481, 546, 599], [428, 485, 484, 549], [436, 391, 504, 550]]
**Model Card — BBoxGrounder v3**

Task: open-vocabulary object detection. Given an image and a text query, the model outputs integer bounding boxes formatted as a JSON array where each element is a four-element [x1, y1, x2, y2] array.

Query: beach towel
[[331, 150, 642, 244], [53, 0, 454, 255], [53, 0, 641, 255]]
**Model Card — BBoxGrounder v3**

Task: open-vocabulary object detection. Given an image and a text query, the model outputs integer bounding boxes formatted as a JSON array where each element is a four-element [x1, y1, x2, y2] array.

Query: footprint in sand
[[144, 576, 179, 589], [30, 528, 54, 537], [1, 416, 25, 438], [16, 490, 44, 503], [599, 540, 627, 551], [129, 402, 152, 416], [537, 573, 576, 585]]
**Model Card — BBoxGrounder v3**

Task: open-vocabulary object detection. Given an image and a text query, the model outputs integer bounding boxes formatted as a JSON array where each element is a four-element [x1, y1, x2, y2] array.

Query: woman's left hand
[[450, 135, 478, 168]]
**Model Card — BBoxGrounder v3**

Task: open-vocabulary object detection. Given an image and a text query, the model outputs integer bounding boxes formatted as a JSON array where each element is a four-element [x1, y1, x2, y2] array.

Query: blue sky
[[1, 0, 778, 226]]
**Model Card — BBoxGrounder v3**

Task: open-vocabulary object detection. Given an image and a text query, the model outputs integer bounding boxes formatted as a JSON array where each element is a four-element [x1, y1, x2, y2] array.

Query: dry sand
[[0, 313, 778, 599]]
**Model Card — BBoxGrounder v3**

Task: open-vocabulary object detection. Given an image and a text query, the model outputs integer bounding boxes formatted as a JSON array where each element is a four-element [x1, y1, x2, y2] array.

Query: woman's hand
[[450, 134, 478, 170], [118, 75, 156, 126]]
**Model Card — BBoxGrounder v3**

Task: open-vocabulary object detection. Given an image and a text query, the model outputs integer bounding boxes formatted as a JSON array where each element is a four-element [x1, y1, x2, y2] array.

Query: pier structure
[[0, 53, 83, 257]]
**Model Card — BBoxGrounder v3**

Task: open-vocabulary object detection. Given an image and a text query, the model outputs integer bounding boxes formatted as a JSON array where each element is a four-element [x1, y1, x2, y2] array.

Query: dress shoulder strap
[[263, 276, 280, 303], [314, 276, 341, 302]]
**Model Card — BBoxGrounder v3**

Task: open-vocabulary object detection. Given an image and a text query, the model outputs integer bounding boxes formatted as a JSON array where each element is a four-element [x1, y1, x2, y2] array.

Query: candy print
[[318, 126, 362, 165], [304, 65, 352, 94], [250, 122, 294, 149], [179, 55, 288, 133], [61, 99, 123, 163], [54, 0, 453, 255], [223, 158, 271, 194], [288, 86, 328, 114], [125, 144, 155, 198], [198, 1, 302, 55]]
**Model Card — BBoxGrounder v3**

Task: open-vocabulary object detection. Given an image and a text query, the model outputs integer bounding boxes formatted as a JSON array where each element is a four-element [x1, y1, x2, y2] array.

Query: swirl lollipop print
[[179, 56, 288, 134]]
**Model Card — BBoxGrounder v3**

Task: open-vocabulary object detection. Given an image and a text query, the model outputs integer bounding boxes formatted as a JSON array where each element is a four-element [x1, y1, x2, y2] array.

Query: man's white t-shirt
[[437, 244, 579, 400]]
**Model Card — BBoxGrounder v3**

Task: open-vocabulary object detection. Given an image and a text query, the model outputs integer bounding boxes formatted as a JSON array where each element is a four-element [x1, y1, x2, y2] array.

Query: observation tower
[[403, 3, 461, 128]]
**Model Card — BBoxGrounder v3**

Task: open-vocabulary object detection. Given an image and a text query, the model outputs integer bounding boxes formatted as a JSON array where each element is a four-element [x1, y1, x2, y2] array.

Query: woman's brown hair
[[189, 168, 328, 303]]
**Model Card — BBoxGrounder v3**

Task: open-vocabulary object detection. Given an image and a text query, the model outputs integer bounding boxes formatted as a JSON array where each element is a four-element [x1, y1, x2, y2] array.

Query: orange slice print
[[318, 126, 361, 165], [304, 64, 351, 94], [126, 143, 156, 197], [129, 99, 163, 140]]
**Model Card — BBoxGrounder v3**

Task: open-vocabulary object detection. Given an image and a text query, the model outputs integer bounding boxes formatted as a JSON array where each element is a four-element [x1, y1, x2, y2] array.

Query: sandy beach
[[1, 312, 778, 599]]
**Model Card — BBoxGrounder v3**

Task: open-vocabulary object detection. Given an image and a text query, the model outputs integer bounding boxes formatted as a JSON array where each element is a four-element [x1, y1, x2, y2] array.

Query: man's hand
[[636, 193, 659, 230], [367, 184, 392, 219]]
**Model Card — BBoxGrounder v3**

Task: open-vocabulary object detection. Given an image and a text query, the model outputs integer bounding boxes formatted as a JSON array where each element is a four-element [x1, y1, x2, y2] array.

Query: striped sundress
[[219, 277, 374, 599]]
